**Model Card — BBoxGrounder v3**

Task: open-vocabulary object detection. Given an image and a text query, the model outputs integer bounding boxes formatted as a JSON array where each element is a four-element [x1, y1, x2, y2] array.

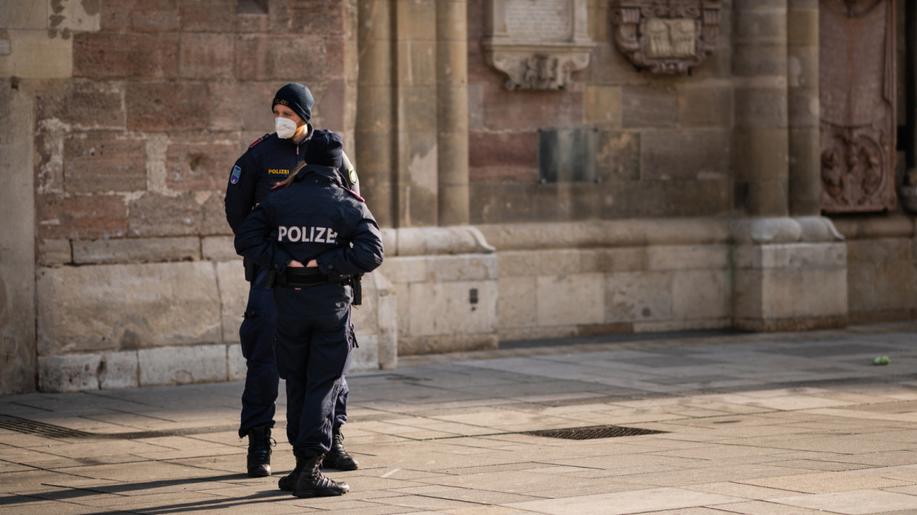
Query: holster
[[243, 258, 257, 282]]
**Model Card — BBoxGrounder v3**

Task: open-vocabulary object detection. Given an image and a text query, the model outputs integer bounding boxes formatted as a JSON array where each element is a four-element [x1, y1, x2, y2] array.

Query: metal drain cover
[[0, 415, 93, 439], [521, 424, 665, 440]]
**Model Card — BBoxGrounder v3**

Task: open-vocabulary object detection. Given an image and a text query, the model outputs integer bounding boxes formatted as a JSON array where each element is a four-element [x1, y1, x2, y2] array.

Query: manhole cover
[[521, 424, 665, 440]]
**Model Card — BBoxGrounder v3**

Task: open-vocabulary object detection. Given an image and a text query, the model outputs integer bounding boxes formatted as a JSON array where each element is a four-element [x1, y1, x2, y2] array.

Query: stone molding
[[611, 0, 721, 75], [382, 226, 495, 256], [482, 0, 593, 90], [729, 217, 845, 245]]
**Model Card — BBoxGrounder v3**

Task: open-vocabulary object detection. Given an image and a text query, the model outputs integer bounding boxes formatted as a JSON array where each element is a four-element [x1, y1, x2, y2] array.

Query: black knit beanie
[[271, 83, 313, 123]]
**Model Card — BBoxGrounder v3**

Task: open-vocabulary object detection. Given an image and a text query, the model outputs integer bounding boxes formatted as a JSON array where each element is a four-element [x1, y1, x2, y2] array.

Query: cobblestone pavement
[[4, 323, 917, 514]]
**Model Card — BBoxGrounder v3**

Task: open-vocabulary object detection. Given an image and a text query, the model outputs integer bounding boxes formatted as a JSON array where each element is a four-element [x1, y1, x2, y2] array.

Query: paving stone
[[507, 487, 742, 514], [770, 489, 917, 514]]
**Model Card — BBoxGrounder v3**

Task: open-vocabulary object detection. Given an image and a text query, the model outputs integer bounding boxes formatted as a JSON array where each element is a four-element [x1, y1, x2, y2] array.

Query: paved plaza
[[4, 323, 917, 514]]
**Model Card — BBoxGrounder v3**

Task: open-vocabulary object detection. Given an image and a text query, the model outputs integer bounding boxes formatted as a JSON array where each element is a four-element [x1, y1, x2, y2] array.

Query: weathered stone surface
[[672, 270, 731, 320], [0, 83, 36, 394], [481, 87, 583, 131], [165, 138, 238, 191], [498, 275, 537, 329], [99, 350, 139, 389], [63, 131, 146, 193], [468, 130, 537, 182], [50, 0, 101, 33], [641, 130, 731, 181], [216, 260, 247, 345], [847, 239, 916, 319], [606, 271, 673, 323], [234, 34, 341, 80], [179, 32, 234, 79], [678, 83, 735, 127], [202, 236, 237, 261], [595, 130, 640, 182], [622, 86, 678, 128], [647, 245, 730, 271], [73, 32, 179, 79], [400, 280, 497, 337], [0, 0, 48, 29], [37, 193, 128, 240], [200, 192, 232, 236], [380, 255, 497, 284], [36, 262, 221, 355], [734, 242, 848, 329], [585, 85, 622, 126], [0, 30, 72, 79], [208, 81, 277, 132], [537, 273, 604, 326], [38, 239, 72, 266], [72, 237, 200, 265], [179, 0, 235, 32], [128, 192, 201, 237], [138, 344, 227, 386], [126, 82, 209, 131], [38, 354, 100, 392]]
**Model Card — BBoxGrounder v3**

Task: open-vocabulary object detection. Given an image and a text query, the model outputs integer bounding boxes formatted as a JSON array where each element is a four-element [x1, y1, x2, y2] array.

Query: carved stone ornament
[[819, 0, 897, 213], [611, 0, 721, 75], [482, 0, 594, 91]]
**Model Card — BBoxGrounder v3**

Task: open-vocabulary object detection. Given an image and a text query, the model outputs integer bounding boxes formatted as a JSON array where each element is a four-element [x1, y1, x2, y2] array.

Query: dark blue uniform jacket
[[225, 129, 355, 234], [233, 166, 384, 279]]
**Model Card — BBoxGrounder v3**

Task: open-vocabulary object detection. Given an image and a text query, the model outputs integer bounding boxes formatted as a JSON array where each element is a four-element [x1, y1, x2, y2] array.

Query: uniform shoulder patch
[[230, 165, 242, 185], [248, 133, 270, 148]]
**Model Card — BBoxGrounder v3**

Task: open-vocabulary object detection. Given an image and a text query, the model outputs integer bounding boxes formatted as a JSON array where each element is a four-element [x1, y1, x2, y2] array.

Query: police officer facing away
[[224, 83, 361, 477], [234, 131, 384, 497]]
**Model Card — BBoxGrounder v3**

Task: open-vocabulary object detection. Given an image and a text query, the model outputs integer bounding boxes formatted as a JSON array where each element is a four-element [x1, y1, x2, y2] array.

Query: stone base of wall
[[31, 217, 917, 392]]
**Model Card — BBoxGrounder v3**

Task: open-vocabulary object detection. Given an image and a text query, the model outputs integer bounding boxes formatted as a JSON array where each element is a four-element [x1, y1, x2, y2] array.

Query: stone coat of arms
[[611, 0, 721, 74]]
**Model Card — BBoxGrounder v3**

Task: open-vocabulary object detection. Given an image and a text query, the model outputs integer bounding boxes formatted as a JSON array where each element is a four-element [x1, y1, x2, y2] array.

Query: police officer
[[234, 130, 383, 498], [224, 83, 361, 477]]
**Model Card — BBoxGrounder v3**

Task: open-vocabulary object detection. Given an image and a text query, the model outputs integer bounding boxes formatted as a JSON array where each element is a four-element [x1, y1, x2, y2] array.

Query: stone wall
[[466, 0, 735, 223]]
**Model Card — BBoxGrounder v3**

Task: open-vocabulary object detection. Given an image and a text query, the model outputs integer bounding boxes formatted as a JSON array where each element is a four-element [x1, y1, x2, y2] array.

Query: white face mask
[[275, 117, 298, 139]]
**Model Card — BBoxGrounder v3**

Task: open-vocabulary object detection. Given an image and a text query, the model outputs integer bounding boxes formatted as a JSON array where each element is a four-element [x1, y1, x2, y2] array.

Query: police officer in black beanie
[[225, 83, 362, 478]]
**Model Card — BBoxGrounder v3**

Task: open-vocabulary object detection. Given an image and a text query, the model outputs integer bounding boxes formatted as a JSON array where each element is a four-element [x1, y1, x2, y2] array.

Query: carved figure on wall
[[611, 0, 720, 75], [819, 0, 896, 213], [483, 0, 593, 90]]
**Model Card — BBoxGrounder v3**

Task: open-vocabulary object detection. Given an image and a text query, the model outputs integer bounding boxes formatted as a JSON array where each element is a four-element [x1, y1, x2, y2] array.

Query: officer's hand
[[306, 259, 318, 268], [289, 260, 305, 268]]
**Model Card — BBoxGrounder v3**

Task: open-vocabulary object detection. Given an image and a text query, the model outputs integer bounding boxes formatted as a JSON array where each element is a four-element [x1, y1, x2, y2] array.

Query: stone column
[[787, 0, 821, 215], [356, 0, 395, 226], [731, 1, 847, 332], [0, 84, 37, 394], [733, 0, 790, 216], [436, 0, 469, 226], [393, 0, 439, 227]]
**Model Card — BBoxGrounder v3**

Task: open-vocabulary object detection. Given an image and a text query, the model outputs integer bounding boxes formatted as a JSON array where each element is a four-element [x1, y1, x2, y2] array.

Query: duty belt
[[270, 267, 363, 306]]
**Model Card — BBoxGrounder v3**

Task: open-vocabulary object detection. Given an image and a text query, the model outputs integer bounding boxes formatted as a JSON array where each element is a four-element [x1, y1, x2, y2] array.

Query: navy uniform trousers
[[238, 269, 350, 439], [273, 281, 353, 457]]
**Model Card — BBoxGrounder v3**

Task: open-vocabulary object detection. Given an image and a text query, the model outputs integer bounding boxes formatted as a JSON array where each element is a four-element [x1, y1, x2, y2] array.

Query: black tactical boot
[[246, 426, 273, 477], [293, 454, 350, 498], [322, 428, 359, 471], [278, 455, 304, 492]]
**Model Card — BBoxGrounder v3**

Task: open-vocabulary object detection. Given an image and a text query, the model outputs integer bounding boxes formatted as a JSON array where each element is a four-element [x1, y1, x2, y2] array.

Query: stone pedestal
[[732, 217, 848, 331]]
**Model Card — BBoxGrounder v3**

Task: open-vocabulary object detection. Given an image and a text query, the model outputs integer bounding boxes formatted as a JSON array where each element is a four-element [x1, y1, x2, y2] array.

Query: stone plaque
[[611, 0, 721, 75], [483, 0, 593, 90], [820, 0, 897, 213]]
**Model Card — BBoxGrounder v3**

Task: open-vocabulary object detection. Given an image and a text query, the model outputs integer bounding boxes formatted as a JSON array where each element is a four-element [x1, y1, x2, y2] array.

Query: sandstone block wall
[[466, 0, 735, 224]]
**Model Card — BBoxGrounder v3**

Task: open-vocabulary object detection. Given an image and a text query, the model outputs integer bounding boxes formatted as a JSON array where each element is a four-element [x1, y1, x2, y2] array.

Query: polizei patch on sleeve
[[277, 226, 338, 244], [230, 165, 242, 184]]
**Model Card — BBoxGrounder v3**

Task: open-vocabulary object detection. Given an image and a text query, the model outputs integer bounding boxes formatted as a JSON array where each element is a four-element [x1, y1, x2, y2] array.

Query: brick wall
[[33, 0, 355, 261], [466, 0, 735, 224]]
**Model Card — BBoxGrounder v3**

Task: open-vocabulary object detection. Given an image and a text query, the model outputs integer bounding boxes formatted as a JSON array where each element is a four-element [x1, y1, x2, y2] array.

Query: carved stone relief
[[611, 0, 720, 75], [819, 0, 897, 213], [483, 0, 593, 90]]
